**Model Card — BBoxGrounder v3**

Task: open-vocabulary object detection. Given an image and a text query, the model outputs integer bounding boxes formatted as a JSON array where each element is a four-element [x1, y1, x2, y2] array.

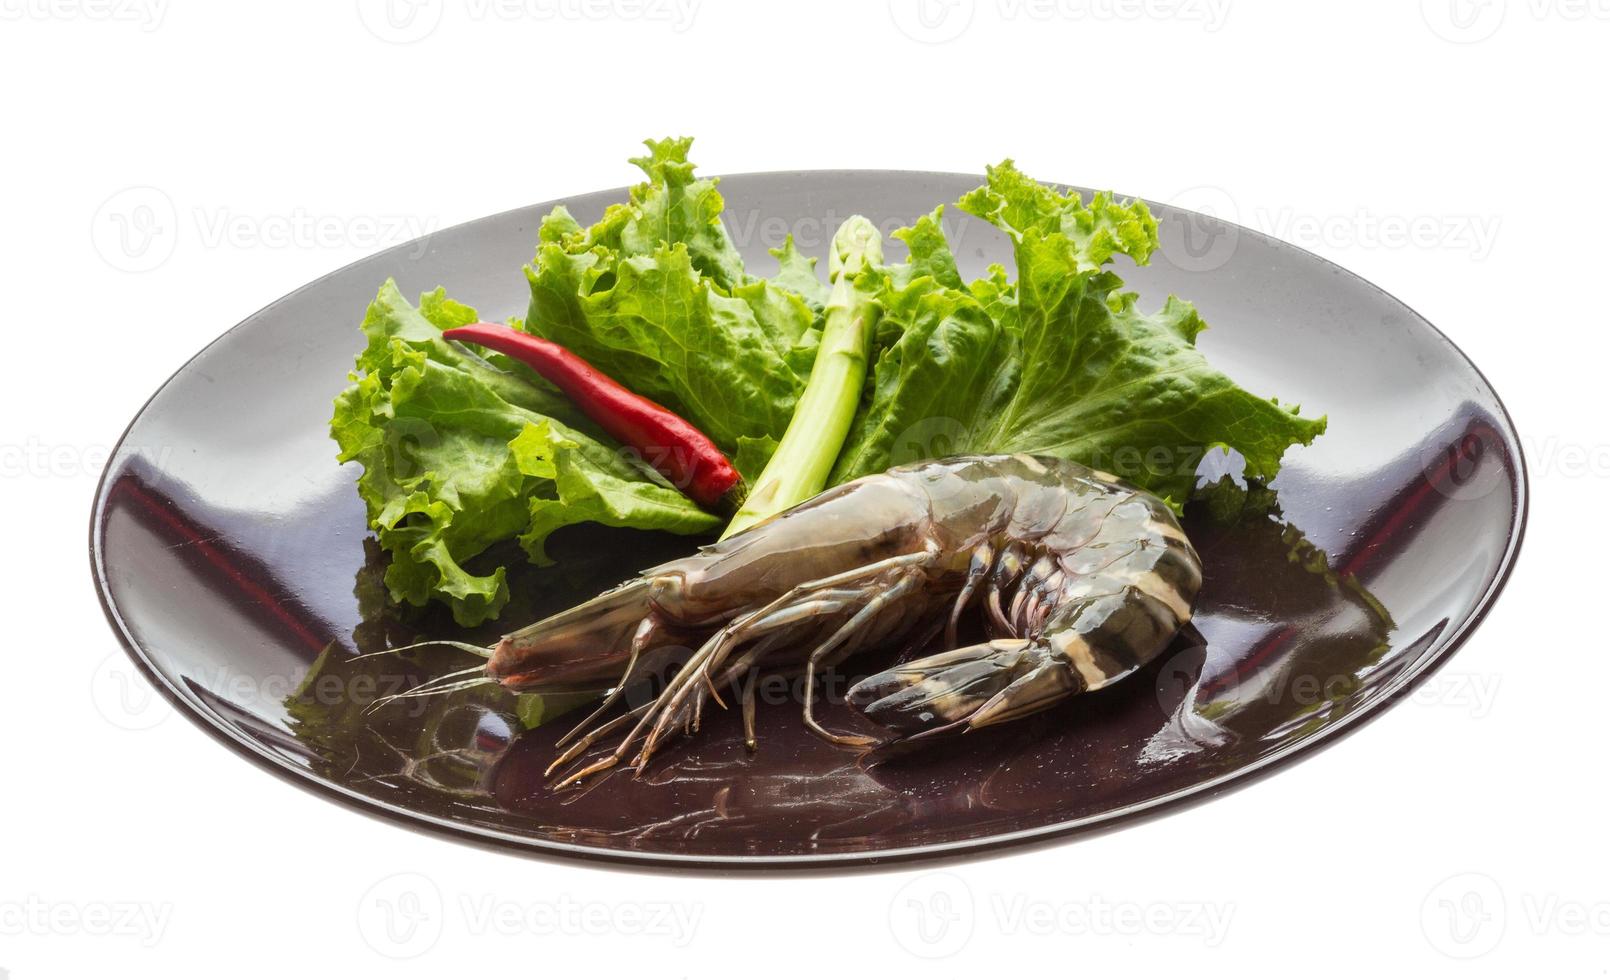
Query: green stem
[[721, 216, 883, 539]]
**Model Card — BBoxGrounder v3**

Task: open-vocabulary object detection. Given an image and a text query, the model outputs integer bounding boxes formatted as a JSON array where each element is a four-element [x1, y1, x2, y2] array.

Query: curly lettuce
[[333, 141, 1327, 626], [332, 139, 827, 626], [523, 137, 821, 474], [331, 282, 720, 626], [831, 161, 1326, 507]]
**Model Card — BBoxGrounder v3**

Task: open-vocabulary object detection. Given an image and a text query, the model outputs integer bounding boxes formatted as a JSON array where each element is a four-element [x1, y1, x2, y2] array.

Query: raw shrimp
[[484, 454, 1203, 784]]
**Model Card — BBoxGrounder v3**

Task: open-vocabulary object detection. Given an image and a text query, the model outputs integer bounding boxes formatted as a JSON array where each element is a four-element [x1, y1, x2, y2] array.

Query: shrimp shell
[[485, 454, 1202, 784]]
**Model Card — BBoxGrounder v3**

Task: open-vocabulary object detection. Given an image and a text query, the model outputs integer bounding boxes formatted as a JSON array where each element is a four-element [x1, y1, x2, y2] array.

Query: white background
[[2, 0, 1604, 975]]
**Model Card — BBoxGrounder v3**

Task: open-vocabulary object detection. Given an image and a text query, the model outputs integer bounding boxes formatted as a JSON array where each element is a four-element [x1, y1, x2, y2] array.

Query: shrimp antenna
[[363, 665, 494, 714], [364, 678, 494, 714], [347, 639, 493, 662]]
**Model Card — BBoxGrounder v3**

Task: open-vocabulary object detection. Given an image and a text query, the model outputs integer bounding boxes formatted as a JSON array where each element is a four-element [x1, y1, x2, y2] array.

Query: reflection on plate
[[91, 171, 1525, 868]]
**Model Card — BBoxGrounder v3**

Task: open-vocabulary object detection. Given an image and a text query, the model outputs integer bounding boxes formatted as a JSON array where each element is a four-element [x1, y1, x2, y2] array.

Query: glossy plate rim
[[89, 169, 1530, 873]]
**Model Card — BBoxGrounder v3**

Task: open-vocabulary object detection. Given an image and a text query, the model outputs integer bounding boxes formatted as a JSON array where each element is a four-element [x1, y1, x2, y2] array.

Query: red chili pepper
[[442, 322, 742, 512]]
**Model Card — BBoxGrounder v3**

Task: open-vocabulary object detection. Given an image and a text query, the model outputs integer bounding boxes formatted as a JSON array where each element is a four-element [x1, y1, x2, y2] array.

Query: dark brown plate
[[89, 171, 1526, 869]]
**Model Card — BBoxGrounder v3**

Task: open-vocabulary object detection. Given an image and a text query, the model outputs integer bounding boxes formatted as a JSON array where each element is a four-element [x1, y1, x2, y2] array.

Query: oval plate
[[90, 171, 1526, 869]]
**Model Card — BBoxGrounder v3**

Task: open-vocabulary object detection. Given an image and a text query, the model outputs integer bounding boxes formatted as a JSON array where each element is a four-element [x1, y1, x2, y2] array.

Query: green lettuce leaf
[[333, 140, 830, 624], [518, 420, 725, 564], [523, 138, 821, 479], [331, 281, 719, 626], [620, 136, 748, 292], [335, 142, 1328, 628], [832, 161, 1326, 506]]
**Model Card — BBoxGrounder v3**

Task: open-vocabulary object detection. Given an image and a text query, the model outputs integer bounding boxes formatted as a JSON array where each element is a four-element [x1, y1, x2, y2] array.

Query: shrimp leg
[[497, 455, 1201, 771], [555, 550, 938, 785], [802, 571, 924, 746], [740, 670, 759, 751], [554, 617, 665, 749]]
